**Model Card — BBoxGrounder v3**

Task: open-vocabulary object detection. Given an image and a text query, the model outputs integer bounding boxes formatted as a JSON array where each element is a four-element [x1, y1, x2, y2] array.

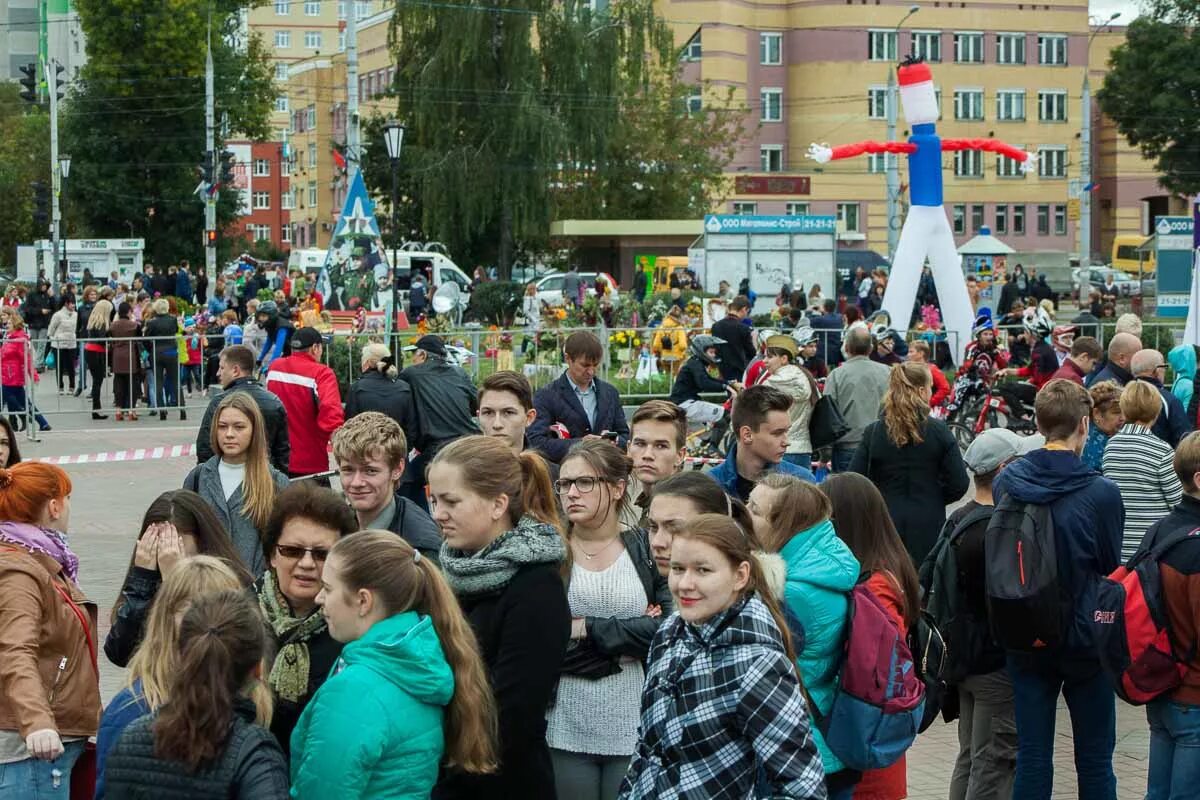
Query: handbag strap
[[52, 581, 98, 676]]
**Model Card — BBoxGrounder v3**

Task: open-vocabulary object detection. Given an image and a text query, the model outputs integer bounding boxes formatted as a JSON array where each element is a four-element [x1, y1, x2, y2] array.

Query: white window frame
[[281, 189, 294, 210], [1038, 89, 1067, 122], [954, 32, 983, 63], [252, 192, 271, 210], [356, 1, 370, 19], [1013, 204, 1026, 234], [1038, 34, 1068, 66], [732, 201, 758, 215], [308, 142, 317, 168], [304, 0, 320, 15], [995, 204, 1008, 234], [997, 142, 1026, 177], [307, 181, 318, 207], [275, 0, 289, 15], [338, 0, 346, 18], [867, 153, 888, 174], [304, 31, 321, 49], [911, 30, 942, 62], [760, 32, 782, 65], [1038, 145, 1067, 178], [761, 88, 782, 122], [971, 204, 985, 232], [952, 204, 966, 235], [996, 89, 1026, 122], [786, 202, 810, 216], [274, 62, 289, 82], [953, 88, 984, 121], [868, 29, 897, 62], [275, 95, 289, 113], [1037, 204, 1051, 235], [281, 225, 292, 244], [954, 150, 983, 178], [760, 145, 783, 173], [684, 33, 701, 61], [996, 32, 1026, 65], [837, 203, 861, 233], [274, 30, 291, 48], [253, 159, 271, 177], [867, 86, 889, 120], [685, 89, 702, 115], [1054, 204, 1067, 235], [338, 31, 346, 50]]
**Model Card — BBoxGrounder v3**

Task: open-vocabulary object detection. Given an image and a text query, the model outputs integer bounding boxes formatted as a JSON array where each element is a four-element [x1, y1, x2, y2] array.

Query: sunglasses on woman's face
[[275, 544, 330, 562]]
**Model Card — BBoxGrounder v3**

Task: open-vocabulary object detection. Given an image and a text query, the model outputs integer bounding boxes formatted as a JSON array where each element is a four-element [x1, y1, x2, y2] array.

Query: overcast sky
[[1090, 0, 1142, 23]]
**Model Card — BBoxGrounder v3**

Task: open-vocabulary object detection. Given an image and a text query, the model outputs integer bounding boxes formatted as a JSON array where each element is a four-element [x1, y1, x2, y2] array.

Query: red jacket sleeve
[[929, 366, 951, 408], [940, 139, 1029, 164], [315, 368, 345, 435]]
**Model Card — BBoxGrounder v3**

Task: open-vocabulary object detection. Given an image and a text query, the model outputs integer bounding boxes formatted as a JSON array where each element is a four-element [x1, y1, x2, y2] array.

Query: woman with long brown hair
[[102, 590, 288, 797], [849, 361, 969, 565], [822, 472, 922, 800], [291, 531, 498, 798], [182, 392, 289, 576], [620, 514, 825, 799], [428, 435, 569, 798]]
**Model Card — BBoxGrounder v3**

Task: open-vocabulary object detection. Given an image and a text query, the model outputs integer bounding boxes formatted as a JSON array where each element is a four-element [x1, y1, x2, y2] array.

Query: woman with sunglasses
[[255, 482, 357, 758]]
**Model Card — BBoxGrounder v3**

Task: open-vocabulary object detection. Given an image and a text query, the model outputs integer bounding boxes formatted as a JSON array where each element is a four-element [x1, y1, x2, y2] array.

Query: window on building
[[281, 189, 294, 210], [761, 88, 782, 122], [356, 1, 370, 19], [867, 153, 888, 174], [996, 89, 1025, 121], [684, 32, 701, 61], [954, 32, 983, 63], [995, 204, 1008, 234], [971, 204, 985, 232], [274, 62, 289, 82], [786, 202, 810, 216], [760, 146, 783, 173], [685, 89, 702, 115], [275, 95, 289, 113], [307, 181, 318, 207], [304, 31, 322, 49], [304, 1, 320, 15], [253, 159, 271, 177], [306, 104, 316, 129], [252, 192, 271, 210], [837, 203, 861, 233], [997, 143, 1026, 177], [1038, 34, 1067, 65], [1013, 204, 1026, 234], [760, 32, 782, 65], [1037, 204, 1050, 235], [308, 142, 317, 167], [954, 89, 983, 121], [338, 0, 346, 18], [248, 224, 271, 242], [1038, 146, 1067, 178], [996, 32, 1025, 64], [281, 157, 292, 176], [275, 0, 289, 15], [952, 204, 966, 234], [1054, 204, 1067, 235], [1038, 90, 1067, 122], [338, 31, 346, 50], [954, 150, 983, 177], [868, 30, 897, 61], [732, 201, 758, 215], [912, 31, 942, 62], [868, 86, 889, 119], [274, 30, 291, 48], [281, 225, 292, 244]]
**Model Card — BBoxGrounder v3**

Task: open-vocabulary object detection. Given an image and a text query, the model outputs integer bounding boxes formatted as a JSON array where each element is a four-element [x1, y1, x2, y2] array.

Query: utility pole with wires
[[346, 0, 360, 180], [205, 17, 217, 279]]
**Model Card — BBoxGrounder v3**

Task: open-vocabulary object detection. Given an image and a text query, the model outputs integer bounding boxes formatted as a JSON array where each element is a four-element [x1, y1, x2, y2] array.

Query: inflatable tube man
[[808, 59, 1036, 364]]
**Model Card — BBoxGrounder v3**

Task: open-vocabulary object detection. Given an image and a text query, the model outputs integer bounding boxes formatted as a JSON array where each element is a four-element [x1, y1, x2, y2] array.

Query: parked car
[[1072, 266, 1141, 297], [535, 271, 620, 306]]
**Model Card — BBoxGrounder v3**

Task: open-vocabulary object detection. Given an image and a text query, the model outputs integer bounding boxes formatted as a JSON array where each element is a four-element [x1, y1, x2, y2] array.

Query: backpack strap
[[947, 505, 996, 546], [1133, 526, 1200, 568]]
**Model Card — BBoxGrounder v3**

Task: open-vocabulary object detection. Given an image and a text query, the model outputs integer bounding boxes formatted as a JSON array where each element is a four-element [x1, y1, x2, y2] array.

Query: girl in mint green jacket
[[290, 531, 497, 799]]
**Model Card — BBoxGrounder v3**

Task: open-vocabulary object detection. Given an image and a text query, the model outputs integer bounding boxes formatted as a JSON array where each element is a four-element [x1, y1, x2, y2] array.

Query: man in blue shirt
[[709, 384, 815, 501]]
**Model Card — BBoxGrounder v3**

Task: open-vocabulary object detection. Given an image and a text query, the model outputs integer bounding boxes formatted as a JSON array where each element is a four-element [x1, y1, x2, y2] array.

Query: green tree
[[358, 114, 428, 248], [61, 0, 275, 266], [1098, 13, 1200, 195], [0, 87, 51, 267]]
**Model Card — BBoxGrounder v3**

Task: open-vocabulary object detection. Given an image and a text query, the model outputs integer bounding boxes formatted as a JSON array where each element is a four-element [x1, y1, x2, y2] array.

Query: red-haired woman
[[0, 462, 101, 798]]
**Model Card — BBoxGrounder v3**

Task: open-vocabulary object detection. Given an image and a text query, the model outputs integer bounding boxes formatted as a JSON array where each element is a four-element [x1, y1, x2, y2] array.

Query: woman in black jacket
[[850, 361, 970, 565], [344, 342, 416, 438], [103, 590, 290, 798], [144, 298, 185, 420], [105, 489, 250, 667], [429, 435, 570, 800]]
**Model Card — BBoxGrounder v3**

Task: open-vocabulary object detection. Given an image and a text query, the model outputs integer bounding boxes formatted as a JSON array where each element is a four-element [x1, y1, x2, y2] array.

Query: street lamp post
[[58, 154, 71, 282], [1080, 12, 1120, 268], [886, 5, 920, 262], [382, 120, 405, 332]]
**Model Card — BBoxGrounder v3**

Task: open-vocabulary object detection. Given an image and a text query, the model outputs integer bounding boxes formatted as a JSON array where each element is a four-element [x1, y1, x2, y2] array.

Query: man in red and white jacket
[[265, 326, 344, 483]]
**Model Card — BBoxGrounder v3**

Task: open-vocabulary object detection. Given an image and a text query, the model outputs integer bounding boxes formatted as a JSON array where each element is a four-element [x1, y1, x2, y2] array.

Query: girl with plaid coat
[[619, 514, 826, 800]]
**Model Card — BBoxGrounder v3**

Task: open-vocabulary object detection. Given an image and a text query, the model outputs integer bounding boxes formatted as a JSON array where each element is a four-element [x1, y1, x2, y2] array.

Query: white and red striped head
[[897, 62, 939, 125]]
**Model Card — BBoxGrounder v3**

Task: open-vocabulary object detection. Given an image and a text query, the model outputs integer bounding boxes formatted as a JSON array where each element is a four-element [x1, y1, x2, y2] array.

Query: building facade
[[223, 140, 293, 252]]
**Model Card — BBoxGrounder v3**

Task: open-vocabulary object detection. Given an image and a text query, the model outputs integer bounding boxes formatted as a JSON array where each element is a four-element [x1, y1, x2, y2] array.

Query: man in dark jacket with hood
[[196, 345, 290, 472], [22, 279, 55, 367], [993, 378, 1124, 800]]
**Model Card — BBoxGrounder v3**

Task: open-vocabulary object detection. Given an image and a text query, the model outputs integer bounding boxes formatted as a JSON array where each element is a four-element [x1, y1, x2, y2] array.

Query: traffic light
[[200, 150, 214, 184], [31, 181, 49, 228], [52, 62, 65, 101], [18, 63, 37, 104], [219, 150, 236, 185], [205, 230, 217, 246]]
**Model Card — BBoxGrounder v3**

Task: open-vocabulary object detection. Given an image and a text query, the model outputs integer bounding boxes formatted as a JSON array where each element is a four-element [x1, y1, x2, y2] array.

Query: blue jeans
[[1147, 698, 1200, 800], [0, 740, 85, 799], [1008, 656, 1116, 800], [831, 446, 856, 473], [783, 452, 812, 470], [2, 386, 50, 429]]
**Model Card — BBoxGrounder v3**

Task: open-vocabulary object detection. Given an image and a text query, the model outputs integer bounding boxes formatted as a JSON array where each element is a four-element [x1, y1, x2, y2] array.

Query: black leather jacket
[[103, 566, 160, 668], [582, 528, 674, 660], [345, 369, 417, 447], [196, 377, 291, 473]]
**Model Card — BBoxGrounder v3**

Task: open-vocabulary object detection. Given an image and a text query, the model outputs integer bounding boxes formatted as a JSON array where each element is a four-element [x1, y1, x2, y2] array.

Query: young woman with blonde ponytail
[[290, 530, 498, 799], [428, 435, 569, 798]]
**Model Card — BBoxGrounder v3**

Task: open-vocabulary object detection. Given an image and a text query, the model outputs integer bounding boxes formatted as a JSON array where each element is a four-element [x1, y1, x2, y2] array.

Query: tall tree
[[0, 85, 51, 267], [62, 0, 275, 266], [1098, 11, 1200, 195]]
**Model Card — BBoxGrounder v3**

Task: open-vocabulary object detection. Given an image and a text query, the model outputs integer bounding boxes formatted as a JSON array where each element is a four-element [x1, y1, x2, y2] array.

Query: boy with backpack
[[989, 379, 1125, 799]]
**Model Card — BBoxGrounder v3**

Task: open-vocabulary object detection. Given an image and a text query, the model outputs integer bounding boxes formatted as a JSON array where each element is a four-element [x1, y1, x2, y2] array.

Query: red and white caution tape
[[36, 443, 196, 466]]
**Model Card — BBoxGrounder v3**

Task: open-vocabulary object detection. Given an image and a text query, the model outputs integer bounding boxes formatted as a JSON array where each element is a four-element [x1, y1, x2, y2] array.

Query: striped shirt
[[1102, 423, 1183, 562]]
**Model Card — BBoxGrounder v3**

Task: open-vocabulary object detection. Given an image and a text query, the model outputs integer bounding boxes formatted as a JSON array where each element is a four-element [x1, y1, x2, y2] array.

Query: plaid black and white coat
[[618, 594, 827, 799]]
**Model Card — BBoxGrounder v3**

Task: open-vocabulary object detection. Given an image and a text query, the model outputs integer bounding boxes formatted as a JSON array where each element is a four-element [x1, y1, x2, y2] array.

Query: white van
[[286, 249, 328, 272]]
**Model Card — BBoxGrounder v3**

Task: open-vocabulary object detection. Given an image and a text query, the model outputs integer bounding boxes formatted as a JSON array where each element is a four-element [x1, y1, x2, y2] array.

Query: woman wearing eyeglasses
[[545, 440, 671, 800], [428, 435, 570, 800], [254, 482, 358, 758]]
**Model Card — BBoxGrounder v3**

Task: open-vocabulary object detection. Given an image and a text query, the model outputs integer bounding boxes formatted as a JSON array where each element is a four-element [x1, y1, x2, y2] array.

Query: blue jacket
[[175, 271, 192, 301], [95, 679, 152, 799], [808, 312, 844, 365], [779, 519, 860, 774], [528, 372, 629, 463], [708, 443, 815, 501], [994, 448, 1124, 654], [1169, 344, 1196, 411]]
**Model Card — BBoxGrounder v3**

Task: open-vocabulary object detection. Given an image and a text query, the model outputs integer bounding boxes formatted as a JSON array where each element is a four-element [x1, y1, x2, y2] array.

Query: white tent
[[957, 227, 1016, 256]]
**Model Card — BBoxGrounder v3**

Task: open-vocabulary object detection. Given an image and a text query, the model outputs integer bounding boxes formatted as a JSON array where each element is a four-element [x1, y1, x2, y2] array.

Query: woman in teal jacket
[[290, 531, 498, 799], [749, 473, 862, 799]]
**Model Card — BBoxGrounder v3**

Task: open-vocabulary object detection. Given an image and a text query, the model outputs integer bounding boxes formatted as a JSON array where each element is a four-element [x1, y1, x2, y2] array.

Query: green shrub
[[468, 281, 523, 326]]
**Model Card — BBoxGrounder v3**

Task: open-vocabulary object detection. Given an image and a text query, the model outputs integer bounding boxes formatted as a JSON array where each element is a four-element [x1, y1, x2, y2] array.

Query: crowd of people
[[2, 270, 1200, 800]]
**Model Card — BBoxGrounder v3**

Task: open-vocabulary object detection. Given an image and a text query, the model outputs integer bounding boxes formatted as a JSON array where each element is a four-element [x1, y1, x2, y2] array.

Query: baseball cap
[[414, 335, 447, 358], [292, 327, 324, 349], [963, 429, 1045, 474]]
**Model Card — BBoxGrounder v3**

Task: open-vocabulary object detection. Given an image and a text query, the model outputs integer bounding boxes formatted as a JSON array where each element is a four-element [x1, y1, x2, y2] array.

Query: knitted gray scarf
[[440, 515, 565, 596]]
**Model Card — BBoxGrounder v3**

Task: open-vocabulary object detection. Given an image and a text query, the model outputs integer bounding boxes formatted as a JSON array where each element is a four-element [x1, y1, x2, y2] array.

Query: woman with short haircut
[[429, 435, 570, 798], [102, 590, 289, 798], [183, 392, 289, 576], [547, 440, 671, 800], [850, 361, 970, 565], [0, 463, 100, 798], [1082, 380, 1124, 472], [143, 297, 185, 420], [750, 473, 861, 799], [1103, 380, 1183, 562], [619, 514, 826, 799], [256, 482, 358, 756], [95, 556, 246, 798], [822, 472, 922, 800], [645, 471, 755, 577], [291, 531, 498, 798], [104, 489, 249, 667]]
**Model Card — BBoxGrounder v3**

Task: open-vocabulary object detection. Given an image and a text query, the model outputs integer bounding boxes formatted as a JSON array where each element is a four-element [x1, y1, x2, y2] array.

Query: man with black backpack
[[989, 379, 1124, 800]]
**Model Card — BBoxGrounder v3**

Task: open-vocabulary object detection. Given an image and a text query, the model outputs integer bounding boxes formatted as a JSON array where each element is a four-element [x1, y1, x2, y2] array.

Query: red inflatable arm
[[940, 139, 1029, 162], [829, 141, 918, 159]]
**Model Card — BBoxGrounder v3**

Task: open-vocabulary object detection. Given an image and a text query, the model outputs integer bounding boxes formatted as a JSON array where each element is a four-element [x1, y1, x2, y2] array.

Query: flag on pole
[[332, 148, 347, 171]]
